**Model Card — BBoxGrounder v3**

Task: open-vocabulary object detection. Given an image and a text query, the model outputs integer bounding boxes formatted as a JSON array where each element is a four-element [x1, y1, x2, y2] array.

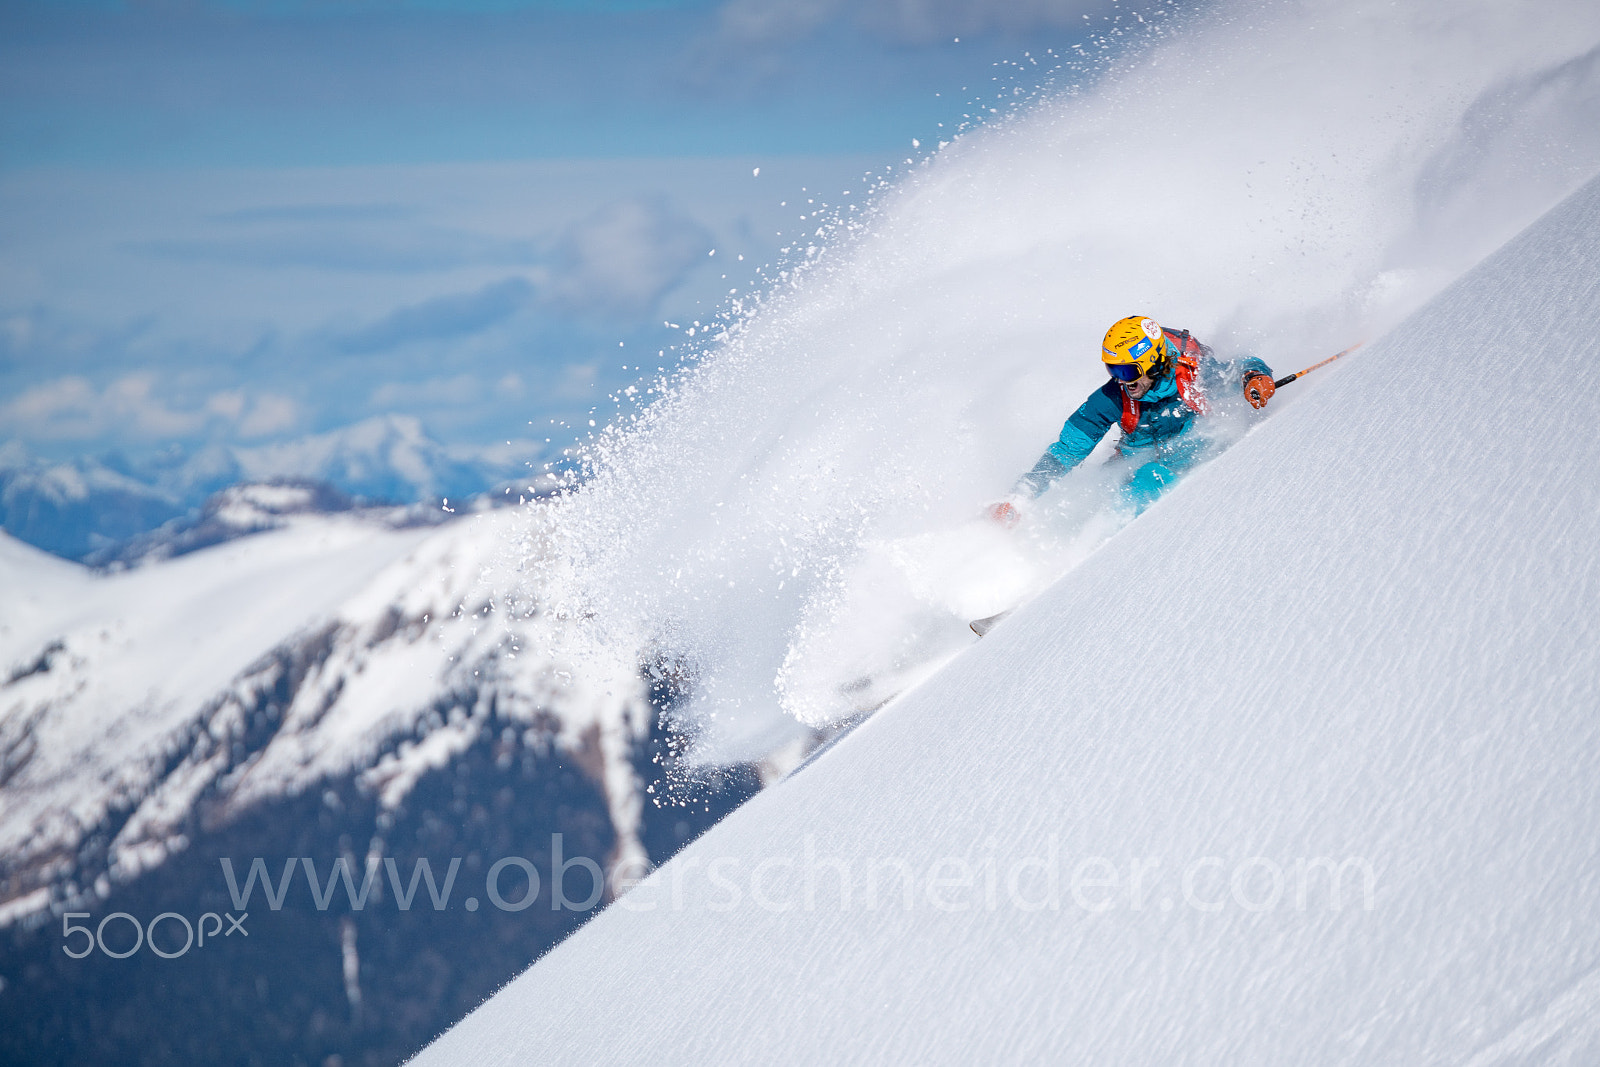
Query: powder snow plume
[[519, 0, 1600, 762]]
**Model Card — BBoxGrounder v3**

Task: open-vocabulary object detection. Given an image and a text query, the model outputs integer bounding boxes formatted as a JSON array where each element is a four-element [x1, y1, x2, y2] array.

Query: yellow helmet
[[1101, 315, 1169, 382]]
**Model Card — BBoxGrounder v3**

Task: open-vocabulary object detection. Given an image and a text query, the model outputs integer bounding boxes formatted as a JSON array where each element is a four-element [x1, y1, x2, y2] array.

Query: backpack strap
[[1120, 389, 1140, 432], [1163, 327, 1200, 360], [1164, 327, 1211, 415], [1174, 356, 1209, 415]]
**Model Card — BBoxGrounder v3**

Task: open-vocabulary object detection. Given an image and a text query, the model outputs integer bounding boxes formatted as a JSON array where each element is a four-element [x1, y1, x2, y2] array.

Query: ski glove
[[986, 500, 1022, 529], [1243, 372, 1276, 409]]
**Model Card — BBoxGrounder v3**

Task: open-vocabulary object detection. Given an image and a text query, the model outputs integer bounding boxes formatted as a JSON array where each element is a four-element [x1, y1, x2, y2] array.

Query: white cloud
[[336, 278, 533, 354], [3, 313, 34, 353], [4, 376, 100, 437], [205, 390, 247, 420], [544, 197, 712, 318], [715, 0, 1114, 47], [717, 0, 841, 46], [0, 374, 299, 443], [555, 362, 599, 401], [238, 393, 299, 438], [0, 374, 204, 440], [131, 223, 537, 274], [369, 374, 483, 410], [331, 198, 712, 346]]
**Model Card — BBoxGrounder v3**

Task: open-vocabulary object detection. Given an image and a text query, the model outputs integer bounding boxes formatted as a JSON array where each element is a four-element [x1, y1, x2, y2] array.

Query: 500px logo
[[61, 911, 248, 960]]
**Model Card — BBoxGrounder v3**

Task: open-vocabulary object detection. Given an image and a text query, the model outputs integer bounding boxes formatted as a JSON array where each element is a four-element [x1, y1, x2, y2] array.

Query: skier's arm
[[1015, 383, 1121, 498], [1237, 355, 1272, 381], [1200, 352, 1277, 408]]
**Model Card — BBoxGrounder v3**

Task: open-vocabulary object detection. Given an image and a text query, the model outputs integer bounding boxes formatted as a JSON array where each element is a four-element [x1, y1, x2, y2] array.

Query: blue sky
[[0, 0, 1133, 477]]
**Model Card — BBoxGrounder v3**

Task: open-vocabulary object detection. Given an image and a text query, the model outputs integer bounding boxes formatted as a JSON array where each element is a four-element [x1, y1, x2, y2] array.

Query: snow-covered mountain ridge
[[413, 151, 1600, 1067], [0, 413, 539, 560], [83, 479, 452, 569], [0, 505, 652, 929], [0, 482, 788, 1062], [0, 492, 783, 1063]]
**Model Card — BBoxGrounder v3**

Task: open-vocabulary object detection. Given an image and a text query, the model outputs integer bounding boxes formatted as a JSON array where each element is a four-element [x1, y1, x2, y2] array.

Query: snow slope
[[413, 167, 1600, 1064], [531, 0, 1600, 759], [1, 518, 434, 874], [0, 505, 653, 919]]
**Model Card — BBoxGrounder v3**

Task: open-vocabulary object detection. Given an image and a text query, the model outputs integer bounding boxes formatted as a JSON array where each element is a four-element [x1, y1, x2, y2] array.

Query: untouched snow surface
[[414, 170, 1600, 1062]]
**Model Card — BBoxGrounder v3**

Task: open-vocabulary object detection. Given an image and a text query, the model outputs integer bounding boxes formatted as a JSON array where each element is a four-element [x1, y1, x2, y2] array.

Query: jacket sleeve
[[1237, 355, 1272, 383], [1016, 382, 1122, 498], [1198, 349, 1274, 397]]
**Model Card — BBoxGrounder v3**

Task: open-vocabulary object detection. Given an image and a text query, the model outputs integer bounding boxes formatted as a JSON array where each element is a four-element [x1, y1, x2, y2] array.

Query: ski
[[969, 610, 1012, 637]]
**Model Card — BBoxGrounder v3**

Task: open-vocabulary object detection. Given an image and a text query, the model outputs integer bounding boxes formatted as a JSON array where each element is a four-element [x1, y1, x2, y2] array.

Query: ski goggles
[[1105, 361, 1147, 383]]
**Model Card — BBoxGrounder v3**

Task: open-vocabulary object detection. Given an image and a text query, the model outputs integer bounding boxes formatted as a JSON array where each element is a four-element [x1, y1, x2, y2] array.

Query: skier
[[988, 315, 1276, 526]]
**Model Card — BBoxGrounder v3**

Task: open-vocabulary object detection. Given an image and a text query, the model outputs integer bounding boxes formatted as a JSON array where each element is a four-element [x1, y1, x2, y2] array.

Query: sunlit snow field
[[422, 168, 1600, 1063], [411, 0, 1600, 1058], [520, 0, 1600, 760]]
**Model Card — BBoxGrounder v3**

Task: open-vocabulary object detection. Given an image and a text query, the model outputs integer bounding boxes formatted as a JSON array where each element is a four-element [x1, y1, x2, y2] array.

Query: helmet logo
[[1141, 318, 1161, 340], [1128, 337, 1152, 359]]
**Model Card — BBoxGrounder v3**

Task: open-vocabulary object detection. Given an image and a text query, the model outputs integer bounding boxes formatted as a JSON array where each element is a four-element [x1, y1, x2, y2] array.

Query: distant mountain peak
[[1, 418, 543, 560]]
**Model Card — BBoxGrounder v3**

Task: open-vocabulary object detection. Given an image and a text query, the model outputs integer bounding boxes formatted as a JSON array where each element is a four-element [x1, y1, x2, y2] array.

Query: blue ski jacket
[[1017, 330, 1271, 498]]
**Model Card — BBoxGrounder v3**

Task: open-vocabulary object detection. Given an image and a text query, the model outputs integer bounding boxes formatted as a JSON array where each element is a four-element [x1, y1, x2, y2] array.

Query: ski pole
[[1273, 341, 1364, 389]]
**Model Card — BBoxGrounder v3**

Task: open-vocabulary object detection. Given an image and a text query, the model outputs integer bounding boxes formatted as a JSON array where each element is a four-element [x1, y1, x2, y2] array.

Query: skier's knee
[[1124, 461, 1177, 512]]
